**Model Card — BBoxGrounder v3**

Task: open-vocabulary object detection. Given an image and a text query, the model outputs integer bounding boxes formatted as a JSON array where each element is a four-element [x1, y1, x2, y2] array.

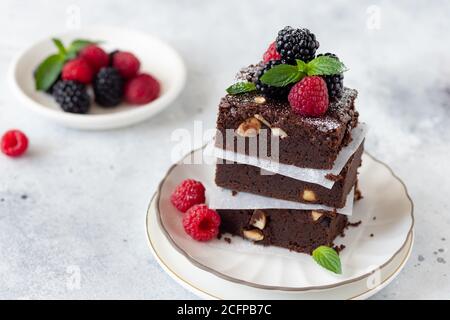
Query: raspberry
[[288, 76, 329, 117], [262, 41, 281, 63], [170, 179, 206, 213], [79, 45, 109, 74], [112, 51, 140, 79], [124, 74, 160, 105], [276, 26, 319, 63], [1, 130, 29, 157], [183, 205, 221, 242], [62, 58, 93, 84]]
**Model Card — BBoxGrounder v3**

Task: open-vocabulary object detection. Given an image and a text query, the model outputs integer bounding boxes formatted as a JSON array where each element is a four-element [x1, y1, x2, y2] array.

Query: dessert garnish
[[312, 245, 342, 274], [1, 130, 29, 157], [93, 67, 124, 107], [34, 39, 98, 91], [226, 26, 347, 117], [262, 41, 281, 63], [183, 204, 221, 242], [170, 179, 206, 213], [288, 76, 329, 116], [34, 38, 161, 114]]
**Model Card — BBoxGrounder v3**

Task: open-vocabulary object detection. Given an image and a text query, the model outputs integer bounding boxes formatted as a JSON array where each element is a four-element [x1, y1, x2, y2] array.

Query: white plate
[[9, 26, 186, 130], [153, 147, 414, 291], [146, 192, 414, 299]]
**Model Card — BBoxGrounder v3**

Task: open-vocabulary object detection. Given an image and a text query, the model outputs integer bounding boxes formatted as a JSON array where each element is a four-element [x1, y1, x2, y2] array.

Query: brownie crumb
[[217, 233, 222, 240], [0, 198, 4, 202], [437, 257, 447, 264], [373, 216, 377, 221], [224, 237, 232, 244], [442, 238, 446, 241], [231, 190, 238, 196], [347, 220, 362, 228], [21, 194, 28, 200], [418, 255, 425, 262], [333, 244, 346, 253], [325, 173, 343, 182], [354, 188, 363, 201], [438, 248, 445, 253], [370, 233, 374, 237]]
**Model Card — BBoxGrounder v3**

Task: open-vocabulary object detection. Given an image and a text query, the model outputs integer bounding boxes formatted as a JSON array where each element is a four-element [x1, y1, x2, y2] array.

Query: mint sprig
[[226, 82, 256, 95], [34, 38, 99, 91], [257, 64, 302, 87], [260, 56, 347, 87], [34, 54, 65, 91], [305, 56, 348, 76], [312, 246, 342, 274]]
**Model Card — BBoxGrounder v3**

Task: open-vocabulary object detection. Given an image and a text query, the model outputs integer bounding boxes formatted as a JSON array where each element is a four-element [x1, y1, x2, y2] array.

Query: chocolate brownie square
[[218, 208, 347, 254], [215, 88, 359, 169], [215, 142, 363, 208]]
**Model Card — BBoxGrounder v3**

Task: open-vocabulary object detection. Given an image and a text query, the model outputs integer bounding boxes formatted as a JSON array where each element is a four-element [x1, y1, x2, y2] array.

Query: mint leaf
[[260, 64, 302, 87], [296, 59, 307, 74], [52, 38, 67, 56], [66, 39, 98, 59], [306, 56, 347, 76], [312, 246, 342, 274], [226, 82, 256, 95], [34, 54, 65, 91]]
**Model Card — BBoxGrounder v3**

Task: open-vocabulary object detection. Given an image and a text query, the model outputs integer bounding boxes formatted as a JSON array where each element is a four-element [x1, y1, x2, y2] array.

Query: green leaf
[[312, 246, 342, 274], [52, 38, 67, 56], [66, 39, 99, 59], [260, 64, 303, 87], [226, 82, 256, 95], [34, 54, 65, 91], [296, 59, 307, 74], [306, 56, 347, 76]]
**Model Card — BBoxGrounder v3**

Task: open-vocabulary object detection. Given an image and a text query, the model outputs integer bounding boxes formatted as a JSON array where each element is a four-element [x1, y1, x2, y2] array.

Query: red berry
[[62, 58, 93, 84], [170, 179, 206, 213], [112, 51, 140, 79], [262, 41, 281, 63], [183, 204, 221, 242], [288, 76, 329, 117], [1, 130, 29, 157], [79, 45, 109, 74], [124, 73, 160, 105]]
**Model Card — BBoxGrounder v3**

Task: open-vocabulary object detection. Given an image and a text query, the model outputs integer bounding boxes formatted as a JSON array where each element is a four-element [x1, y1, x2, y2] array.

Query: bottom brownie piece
[[217, 209, 347, 254]]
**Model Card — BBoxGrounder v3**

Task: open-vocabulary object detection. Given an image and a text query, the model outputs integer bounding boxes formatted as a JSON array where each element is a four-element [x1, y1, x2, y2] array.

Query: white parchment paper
[[213, 123, 367, 189], [209, 185, 354, 215]]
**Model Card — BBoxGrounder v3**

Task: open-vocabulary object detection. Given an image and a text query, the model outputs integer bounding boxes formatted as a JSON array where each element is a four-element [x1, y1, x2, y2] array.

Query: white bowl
[[9, 26, 186, 130]]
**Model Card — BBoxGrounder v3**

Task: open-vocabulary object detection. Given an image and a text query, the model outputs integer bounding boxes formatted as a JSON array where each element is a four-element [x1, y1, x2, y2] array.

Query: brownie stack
[[213, 88, 364, 254]]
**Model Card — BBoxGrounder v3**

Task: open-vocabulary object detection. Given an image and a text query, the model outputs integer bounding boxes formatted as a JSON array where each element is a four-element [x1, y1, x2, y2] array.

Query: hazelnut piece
[[243, 229, 264, 241], [236, 117, 261, 137], [302, 189, 317, 202], [311, 211, 323, 222], [254, 96, 266, 104], [250, 210, 267, 230]]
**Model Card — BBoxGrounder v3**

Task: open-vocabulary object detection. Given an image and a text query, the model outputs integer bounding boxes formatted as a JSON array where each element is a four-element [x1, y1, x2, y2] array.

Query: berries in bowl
[[10, 26, 186, 130]]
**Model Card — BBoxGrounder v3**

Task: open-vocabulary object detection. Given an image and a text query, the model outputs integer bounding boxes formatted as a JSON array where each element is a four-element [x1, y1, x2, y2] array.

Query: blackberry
[[317, 53, 344, 101], [52, 80, 90, 114], [93, 67, 124, 107], [255, 60, 292, 99], [276, 26, 319, 63]]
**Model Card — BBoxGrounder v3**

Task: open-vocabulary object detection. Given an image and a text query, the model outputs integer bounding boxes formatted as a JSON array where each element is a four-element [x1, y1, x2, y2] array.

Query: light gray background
[[0, 0, 449, 299]]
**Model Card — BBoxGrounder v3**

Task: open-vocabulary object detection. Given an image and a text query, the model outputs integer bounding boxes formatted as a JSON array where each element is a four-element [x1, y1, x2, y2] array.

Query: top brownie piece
[[215, 88, 359, 169]]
